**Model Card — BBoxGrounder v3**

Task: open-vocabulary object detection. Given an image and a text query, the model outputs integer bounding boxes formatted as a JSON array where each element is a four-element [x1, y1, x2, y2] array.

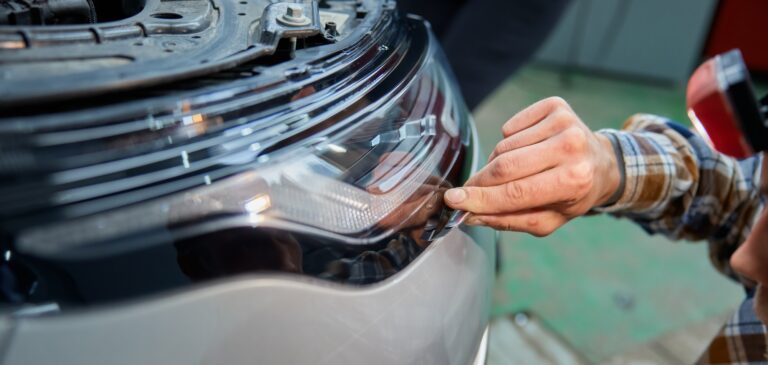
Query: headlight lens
[[6, 17, 470, 260]]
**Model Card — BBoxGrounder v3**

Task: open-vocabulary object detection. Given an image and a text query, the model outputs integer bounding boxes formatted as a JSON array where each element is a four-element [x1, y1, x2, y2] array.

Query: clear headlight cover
[[9, 22, 471, 258]]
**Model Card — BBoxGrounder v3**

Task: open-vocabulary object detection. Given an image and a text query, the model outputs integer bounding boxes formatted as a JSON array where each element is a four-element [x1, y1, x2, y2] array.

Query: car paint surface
[[1, 227, 493, 365]]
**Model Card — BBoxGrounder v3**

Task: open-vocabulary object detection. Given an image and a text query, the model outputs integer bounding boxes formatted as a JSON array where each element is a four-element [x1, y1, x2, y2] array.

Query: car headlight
[[0, 13, 472, 304]]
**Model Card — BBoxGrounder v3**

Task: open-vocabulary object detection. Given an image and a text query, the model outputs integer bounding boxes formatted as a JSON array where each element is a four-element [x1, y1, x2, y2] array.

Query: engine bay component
[[0, 0, 97, 25], [0, 0, 371, 106]]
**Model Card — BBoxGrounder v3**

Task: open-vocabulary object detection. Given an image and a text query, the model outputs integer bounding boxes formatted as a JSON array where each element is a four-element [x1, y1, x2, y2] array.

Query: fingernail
[[445, 188, 467, 204]]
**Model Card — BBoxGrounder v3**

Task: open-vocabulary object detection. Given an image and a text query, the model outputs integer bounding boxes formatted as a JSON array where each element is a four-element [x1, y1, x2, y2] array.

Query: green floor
[[475, 66, 744, 363]]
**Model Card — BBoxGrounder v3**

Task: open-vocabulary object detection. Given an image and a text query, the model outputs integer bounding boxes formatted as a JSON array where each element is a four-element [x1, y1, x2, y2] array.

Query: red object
[[687, 55, 752, 158], [706, 0, 768, 72]]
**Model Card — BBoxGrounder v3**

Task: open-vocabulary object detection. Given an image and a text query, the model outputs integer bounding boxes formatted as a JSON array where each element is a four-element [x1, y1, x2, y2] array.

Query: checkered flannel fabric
[[595, 114, 764, 281], [697, 296, 768, 364], [593, 114, 768, 363]]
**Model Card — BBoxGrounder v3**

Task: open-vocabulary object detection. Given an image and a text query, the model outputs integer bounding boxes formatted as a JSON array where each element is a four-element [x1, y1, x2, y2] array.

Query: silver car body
[[0, 1, 496, 363]]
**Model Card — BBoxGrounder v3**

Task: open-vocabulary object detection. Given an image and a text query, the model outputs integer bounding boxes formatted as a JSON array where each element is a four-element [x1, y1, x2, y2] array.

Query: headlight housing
[[0, 12, 473, 305]]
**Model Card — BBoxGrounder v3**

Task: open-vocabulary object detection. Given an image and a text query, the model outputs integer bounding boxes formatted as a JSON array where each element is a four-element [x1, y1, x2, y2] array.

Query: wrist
[[594, 132, 622, 206]]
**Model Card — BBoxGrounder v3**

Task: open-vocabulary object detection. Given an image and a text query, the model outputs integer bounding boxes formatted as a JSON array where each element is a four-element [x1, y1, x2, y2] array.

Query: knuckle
[[566, 161, 593, 181], [493, 140, 513, 157], [560, 128, 587, 153], [547, 96, 568, 108], [559, 139, 576, 154], [550, 110, 571, 130], [493, 155, 517, 179], [551, 109, 571, 122], [488, 164, 506, 182], [564, 162, 594, 194], [504, 181, 526, 201], [473, 187, 491, 207]]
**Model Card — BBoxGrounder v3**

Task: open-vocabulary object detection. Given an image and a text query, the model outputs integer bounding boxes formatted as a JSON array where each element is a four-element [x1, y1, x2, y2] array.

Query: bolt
[[286, 4, 302, 18], [325, 21, 338, 36], [278, 3, 311, 26]]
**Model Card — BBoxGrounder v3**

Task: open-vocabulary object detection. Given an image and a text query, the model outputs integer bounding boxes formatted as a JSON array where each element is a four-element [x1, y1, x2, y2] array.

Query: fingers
[[489, 109, 571, 162], [502, 97, 571, 138], [467, 139, 560, 187], [465, 210, 568, 237], [445, 162, 594, 215], [452, 97, 594, 237], [469, 127, 590, 188]]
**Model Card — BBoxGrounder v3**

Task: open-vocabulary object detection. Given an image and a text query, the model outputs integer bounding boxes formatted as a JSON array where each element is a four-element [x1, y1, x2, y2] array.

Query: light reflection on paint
[[688, 108, 714, 147]]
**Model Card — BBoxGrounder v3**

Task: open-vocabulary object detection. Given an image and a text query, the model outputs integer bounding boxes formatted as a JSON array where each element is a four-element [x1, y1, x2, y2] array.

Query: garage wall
[[535, 0, 719, 84]]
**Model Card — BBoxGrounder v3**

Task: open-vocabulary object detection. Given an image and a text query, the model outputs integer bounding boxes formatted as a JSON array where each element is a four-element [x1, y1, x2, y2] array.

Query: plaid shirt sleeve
[[593, 114, 764, 281], [696, 296, 768, 365], [593, 115, 768, 363]]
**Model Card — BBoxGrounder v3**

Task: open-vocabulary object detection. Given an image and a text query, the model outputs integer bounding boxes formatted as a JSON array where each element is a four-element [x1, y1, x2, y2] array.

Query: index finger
[[466, 140, 559, 188], [502, 97, 570, 137], [445, 168, 570, 214]]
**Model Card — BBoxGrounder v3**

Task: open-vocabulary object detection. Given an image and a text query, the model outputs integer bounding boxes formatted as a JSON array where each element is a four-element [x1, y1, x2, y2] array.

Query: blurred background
[[419, 0, 768, 363]]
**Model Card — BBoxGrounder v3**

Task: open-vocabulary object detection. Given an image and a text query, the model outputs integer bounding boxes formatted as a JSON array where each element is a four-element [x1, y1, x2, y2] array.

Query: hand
[[444, 97, 620, 236]]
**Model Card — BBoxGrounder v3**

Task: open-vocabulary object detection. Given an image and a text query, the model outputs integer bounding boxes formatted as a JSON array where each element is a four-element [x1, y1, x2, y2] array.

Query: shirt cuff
[[592, 129, 640, 213]]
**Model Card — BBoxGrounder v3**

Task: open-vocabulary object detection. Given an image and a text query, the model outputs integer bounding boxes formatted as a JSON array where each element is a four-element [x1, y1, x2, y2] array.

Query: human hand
[[444, 97, 620, 236]]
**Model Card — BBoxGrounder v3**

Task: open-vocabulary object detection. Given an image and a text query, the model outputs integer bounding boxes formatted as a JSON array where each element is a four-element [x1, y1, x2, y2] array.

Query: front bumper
[[2, 228, 494, 365]]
